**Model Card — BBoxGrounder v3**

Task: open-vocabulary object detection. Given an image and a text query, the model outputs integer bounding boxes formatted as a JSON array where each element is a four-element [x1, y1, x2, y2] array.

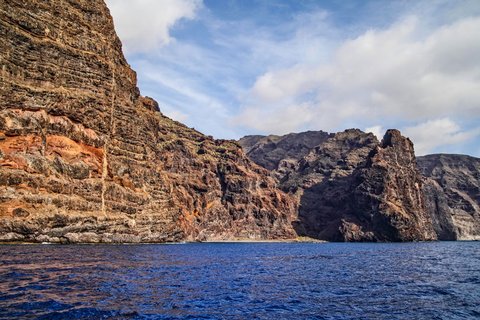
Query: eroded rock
[[0, 0, 295, 243], [418, 154, 480, 240], [240, 129, 438, 241]]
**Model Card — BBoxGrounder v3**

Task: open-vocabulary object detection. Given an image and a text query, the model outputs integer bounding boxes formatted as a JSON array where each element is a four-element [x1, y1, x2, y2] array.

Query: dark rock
[[239, 131, 331, 171], [422, 178, 457, 240], [241, 129, 437, 241], [141, 96, 160, 113], [13, 208, 30, 218], [418, 154, 480, 240], [348, 130, 436, 241]]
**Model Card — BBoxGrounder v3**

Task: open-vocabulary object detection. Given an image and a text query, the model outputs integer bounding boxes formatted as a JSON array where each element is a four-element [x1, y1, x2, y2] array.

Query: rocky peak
[[240, 129, 437, 241], [371, 129, 416, 167], [381, 129, 403, 148], [353, 130, 436, 241], [141, 96, 161, 113]]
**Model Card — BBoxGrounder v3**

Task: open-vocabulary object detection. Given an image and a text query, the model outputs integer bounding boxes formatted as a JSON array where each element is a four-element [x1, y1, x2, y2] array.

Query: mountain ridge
[[239, 129, 480, 241]]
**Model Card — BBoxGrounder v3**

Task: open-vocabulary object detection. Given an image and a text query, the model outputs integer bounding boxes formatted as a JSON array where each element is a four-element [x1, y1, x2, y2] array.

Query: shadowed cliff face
[[240, 129, 437, 241], [296, 130, 436, 241], [418, 154, 480, 240], [239, 131, 331, 171], [0, 0, 296, 242], [345, 130, 436, 241]]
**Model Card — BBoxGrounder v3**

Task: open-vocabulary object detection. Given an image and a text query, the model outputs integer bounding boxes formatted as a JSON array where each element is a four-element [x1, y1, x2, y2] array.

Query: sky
[[105, 0, 480, 157]]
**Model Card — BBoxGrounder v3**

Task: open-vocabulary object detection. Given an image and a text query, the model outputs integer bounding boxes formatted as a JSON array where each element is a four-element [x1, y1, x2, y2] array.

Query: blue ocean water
[[0, 242, 479, 319]]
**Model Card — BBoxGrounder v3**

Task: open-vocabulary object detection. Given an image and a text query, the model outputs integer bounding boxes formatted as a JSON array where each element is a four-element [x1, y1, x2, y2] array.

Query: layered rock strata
[[418, 154, 480, 240], [0, 0, 295, 243]]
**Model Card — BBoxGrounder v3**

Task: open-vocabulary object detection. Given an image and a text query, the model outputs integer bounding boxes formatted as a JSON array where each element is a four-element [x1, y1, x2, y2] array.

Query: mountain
[[3, 0, 477, 244], [0, 0, 295, 243], [240, 129, 440, 241], [239, 131, 331, 171], [418, 154, 480, 240]]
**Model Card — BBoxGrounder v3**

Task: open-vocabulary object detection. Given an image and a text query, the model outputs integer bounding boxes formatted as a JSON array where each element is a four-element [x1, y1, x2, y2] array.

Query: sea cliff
[[0, 0, 295, 243]]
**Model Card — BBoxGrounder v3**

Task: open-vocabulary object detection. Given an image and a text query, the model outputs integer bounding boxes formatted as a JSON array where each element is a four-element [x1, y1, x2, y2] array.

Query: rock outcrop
[[240, 129, 437, 241], [418, 154, 480, 240], [0, 0, 296, 243], [239, 131, 330, 171], [346, 130, 436, 241]]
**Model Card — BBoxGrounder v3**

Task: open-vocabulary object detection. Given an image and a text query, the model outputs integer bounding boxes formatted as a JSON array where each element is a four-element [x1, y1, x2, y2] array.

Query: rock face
[[240, 129, 437, 241], [0, 0, 295, 243], [418, 154, 480, 240], [239, 131, 330, 171]]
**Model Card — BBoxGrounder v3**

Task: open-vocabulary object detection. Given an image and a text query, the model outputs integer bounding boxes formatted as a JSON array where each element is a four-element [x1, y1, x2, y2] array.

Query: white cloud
[[164, 109, 189, 123], [106, 0, 202, 53], [114, 5, 337, 138], [365, 125, 384, 140], [403, 118, 480, 155], [233, 103, 316, 135], [104, 0, 480, 156], [237, 16, 480, 136], [251, 65, 329, 103]]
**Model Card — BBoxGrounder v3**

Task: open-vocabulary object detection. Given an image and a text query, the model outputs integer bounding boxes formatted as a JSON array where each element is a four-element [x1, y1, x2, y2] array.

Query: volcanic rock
[[240, 129, 437, 241], [418, 154, 480, 240], [0, 0, 295, 243], [239, 131, 331, 171]]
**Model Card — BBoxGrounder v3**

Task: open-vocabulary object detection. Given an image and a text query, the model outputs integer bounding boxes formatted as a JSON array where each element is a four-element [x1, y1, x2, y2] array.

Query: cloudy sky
[[105, 0, 480, 156]]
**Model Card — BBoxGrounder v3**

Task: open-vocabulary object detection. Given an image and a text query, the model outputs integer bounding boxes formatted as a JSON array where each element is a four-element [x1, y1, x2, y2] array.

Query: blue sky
[[106, 0, 480, 156]]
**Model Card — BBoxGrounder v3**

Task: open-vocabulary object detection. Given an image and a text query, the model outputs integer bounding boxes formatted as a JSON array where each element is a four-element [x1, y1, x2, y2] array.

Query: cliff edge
[[0, 0, 295, 243], [240, 129, 437, 241]]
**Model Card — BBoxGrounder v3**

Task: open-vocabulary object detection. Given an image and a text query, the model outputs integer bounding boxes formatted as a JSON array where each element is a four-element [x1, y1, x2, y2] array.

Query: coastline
[[0, 237, 327, 245]]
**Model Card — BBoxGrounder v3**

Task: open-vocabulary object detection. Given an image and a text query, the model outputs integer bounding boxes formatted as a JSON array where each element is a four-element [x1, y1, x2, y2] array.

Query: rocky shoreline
[[1, 0, 478, 243]]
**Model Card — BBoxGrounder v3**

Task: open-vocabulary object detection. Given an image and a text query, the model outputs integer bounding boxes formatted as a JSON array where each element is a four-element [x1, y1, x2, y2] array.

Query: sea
[[0, 242, 479, 319]]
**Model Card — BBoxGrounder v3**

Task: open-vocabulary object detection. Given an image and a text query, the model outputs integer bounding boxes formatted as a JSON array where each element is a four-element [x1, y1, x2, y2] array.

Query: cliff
[[239, 131, 331, 171], [418, 154, 480, 240], [240, 129, 437, 241], [0, 0, 296, 243]]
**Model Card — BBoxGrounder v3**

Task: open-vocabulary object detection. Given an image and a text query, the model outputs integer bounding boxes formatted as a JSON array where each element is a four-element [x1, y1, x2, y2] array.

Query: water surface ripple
[[1, 242, 479, 319]]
